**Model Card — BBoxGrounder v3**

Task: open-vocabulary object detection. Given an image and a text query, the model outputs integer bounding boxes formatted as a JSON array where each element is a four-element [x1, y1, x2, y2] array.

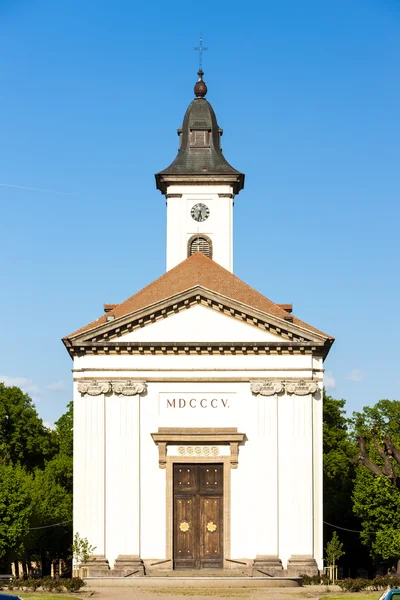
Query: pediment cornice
[[63, 286, 333, 359]]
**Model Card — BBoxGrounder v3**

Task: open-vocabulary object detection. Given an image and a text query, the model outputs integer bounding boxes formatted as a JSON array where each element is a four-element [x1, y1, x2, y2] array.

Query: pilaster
[[74, 387, 106, 557], [252, 384, 281, 567]]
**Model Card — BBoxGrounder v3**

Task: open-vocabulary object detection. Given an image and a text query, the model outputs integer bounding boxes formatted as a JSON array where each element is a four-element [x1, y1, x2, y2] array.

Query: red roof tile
[[65, 253, 332, 339]]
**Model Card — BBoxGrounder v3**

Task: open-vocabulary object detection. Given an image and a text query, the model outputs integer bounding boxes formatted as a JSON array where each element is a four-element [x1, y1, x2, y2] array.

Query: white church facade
[[63, 70, 334, 578]]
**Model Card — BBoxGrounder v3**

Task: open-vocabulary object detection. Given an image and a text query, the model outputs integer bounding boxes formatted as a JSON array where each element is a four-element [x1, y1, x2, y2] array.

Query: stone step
[[146, 568, 251, 577]]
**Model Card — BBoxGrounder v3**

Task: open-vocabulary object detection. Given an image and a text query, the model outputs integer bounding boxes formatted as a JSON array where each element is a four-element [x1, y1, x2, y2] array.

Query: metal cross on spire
[[193, 34, 208, 70]]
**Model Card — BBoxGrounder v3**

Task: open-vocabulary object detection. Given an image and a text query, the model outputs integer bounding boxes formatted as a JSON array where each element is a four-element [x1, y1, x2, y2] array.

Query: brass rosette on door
[[179, 521, 190, 532], [206, 521, 217, 532]]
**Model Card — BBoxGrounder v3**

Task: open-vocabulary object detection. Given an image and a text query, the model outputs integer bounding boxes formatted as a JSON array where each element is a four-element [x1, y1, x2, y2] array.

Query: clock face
[[191, 203, 210, 222]]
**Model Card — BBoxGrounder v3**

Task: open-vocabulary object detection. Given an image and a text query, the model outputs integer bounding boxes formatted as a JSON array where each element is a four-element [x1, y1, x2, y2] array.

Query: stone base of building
[[287, 555, 318, 577], [252, 555, 283, 576], [84, 554, 145, 577], [84, 555, 110, 577], [113, 555, 145, 577]]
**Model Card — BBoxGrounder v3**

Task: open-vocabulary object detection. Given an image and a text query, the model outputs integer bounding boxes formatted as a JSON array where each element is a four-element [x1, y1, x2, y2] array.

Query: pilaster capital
[[111, 381, 147, 396], [250, 379, 319, 396], [77, 380, 111, 396], [286, 380, 318, 396], [250, 380, 284, 396]]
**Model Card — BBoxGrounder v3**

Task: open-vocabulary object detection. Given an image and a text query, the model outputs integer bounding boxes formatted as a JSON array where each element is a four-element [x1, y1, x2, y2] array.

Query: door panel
[[200, 495, 223, 568], [173, 463, 223, 569], [199, 465, 223, 494], [174, 495, 196, 568]]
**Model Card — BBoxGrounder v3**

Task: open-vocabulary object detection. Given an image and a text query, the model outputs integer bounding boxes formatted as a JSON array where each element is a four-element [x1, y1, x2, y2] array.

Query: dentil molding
[[251, 379, 319, 396], [77, 380, 147, 396]]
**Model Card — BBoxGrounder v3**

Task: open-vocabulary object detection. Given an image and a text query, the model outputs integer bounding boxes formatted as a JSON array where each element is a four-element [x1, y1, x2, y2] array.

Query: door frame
[[166, 456, 232, 569]]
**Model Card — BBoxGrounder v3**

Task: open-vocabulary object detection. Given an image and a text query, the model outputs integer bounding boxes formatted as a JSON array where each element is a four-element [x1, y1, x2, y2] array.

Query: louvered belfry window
[[190, 130, 209, 147], [189, 236, 211, 258]]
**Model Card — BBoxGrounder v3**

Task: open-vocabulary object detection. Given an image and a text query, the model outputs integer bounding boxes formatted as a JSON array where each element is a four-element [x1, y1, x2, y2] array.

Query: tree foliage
[[0, 383, 56, 470], [325, 531, 345, 566], [352, 400, 400, 569], [0, 463, 33, 564], [0, 383, 73, 574], [353, 400, 400, 489], [353, 468, 400, 563], [322, 391, 370, 575]]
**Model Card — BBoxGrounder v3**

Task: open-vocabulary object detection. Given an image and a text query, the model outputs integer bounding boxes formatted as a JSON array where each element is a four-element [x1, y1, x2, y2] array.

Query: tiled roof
[[65, 253, 332, 340], [155, 95, 244, 194]]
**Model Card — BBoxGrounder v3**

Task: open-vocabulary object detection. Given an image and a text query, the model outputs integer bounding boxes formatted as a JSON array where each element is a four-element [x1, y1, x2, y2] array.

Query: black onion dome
[[155, 71, 244, 195]]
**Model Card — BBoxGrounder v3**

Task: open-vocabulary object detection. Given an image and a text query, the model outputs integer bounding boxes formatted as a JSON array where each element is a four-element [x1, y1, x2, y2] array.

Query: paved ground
[[84, 583, 341, 600]]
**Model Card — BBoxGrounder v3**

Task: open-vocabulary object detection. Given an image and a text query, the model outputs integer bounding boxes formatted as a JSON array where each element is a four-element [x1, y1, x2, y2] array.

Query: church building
[[63, 69, 334, 578]]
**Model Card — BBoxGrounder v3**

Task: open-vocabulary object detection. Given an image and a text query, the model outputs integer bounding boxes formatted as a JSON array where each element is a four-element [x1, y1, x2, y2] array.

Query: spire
[[155, 65, 245, 195], [194, 69, 207, 98]]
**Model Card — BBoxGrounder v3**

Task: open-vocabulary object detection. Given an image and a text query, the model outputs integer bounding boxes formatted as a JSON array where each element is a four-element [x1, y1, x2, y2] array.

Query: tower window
[[190, 130, 209, 147], [187, 234, 213, 259]]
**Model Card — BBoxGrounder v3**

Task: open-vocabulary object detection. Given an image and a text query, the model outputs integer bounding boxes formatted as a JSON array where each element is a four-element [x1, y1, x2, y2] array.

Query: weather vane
[[193, 34, 208, 70]]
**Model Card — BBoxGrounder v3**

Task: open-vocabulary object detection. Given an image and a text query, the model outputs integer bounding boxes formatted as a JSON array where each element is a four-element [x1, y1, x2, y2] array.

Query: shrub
[[22, 578, 41, 591], [337, 578, 370, 592], [41, 576, 64, 592], [64, 577, 86, 592]]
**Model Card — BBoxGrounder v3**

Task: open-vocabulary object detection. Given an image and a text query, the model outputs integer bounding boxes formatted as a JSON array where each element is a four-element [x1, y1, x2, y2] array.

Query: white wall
[[105, 394, 140, 567], [73, 387, 106, 556], [115, 304, 283, 343], [73, 349, 323, 568], [278, 394, 314, 567], [166, 184, 234, 271]]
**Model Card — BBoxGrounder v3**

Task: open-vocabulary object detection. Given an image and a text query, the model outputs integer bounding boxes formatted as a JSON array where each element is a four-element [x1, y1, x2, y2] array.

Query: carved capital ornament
[[286, 380, 318, 395], [112, 381, 147, 396], [77, 380, 147, 396], [77, 380, 111, 396], [250, 380, 284, 396], [250, 379, 319, 396]]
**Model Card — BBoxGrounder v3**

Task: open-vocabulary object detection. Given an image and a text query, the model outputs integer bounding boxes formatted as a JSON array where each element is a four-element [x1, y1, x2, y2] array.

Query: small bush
[[371, 575, 400, 590], [64, 577, 86, 592], [337, 578, 370, 592], [4, 576, 86, 593], [22, 578, 41, 591]]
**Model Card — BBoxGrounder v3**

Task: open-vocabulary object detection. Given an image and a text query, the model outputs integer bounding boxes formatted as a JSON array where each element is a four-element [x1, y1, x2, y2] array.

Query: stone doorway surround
[[151, 428, 246, 571]]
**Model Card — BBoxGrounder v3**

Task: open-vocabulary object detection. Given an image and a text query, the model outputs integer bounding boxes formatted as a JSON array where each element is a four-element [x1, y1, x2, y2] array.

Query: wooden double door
[[173, 463, 223, 569]]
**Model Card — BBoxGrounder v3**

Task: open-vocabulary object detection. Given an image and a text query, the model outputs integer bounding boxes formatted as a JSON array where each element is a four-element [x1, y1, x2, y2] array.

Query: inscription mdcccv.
[[166, 397, 230, 409]]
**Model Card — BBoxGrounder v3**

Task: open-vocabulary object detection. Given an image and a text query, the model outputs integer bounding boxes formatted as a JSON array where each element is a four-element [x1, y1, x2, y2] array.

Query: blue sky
[[1, 0, 399, 425]]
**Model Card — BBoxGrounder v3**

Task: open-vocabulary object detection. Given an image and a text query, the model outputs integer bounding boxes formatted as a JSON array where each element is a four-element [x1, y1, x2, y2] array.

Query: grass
[[322, 595, 381, 600], [2, 595, 79, 600], [142, 589, 251, 597]]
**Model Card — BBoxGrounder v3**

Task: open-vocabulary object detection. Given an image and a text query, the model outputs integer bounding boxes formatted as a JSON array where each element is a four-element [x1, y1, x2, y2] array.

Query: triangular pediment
[[63, 253, 333, 358], [112, 304, 283, 343]]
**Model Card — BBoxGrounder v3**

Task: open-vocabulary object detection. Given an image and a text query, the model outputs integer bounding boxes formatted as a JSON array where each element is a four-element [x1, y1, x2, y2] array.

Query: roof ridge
[[108, 253, 204, 316], [64, 254, 204, 339], [65, 253, 332, 340]]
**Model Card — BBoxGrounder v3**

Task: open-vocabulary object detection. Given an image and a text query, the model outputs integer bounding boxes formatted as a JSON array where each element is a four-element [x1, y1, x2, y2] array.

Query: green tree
[[28, 402, 73, 575], [54, 401, 73, 461], [326, 531, 345, 566], [0, 463, 34, 571], [323, 391, 369, 576], [352, 399, 400, 573], [0, 383, 56, 470], [0, 392, 73, 575]]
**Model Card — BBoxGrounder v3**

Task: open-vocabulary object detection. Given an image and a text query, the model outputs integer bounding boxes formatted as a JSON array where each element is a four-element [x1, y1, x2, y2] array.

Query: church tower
[[155, 70, 244, 272]]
